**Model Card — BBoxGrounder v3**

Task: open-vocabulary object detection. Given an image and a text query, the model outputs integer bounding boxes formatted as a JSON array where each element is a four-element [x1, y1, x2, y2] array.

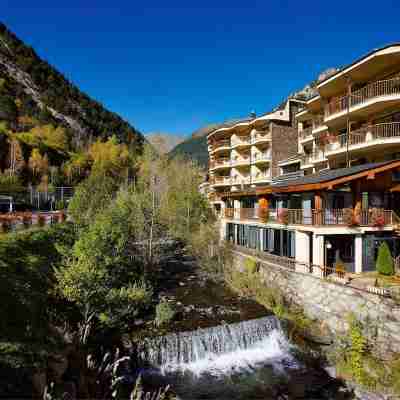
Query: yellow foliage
[[28, 148, 48, 176], [88, 135, 130, 176]]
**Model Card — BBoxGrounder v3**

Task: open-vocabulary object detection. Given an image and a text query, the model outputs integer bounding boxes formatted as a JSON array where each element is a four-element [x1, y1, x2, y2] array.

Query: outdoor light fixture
[[326, 241, 332, 249]]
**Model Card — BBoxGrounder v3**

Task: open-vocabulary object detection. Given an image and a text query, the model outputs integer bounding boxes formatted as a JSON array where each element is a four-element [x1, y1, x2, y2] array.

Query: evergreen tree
[[376, 241, 395, 276]]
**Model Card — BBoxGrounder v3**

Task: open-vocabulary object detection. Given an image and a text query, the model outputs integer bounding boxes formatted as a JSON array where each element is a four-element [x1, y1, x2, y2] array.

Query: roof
[[272, 160, 396, 188]]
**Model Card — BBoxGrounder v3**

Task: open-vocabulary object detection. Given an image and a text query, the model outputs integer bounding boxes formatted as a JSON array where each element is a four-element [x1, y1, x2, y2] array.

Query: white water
[[162, 328, 295, 376], [140, 316, 297, 376]]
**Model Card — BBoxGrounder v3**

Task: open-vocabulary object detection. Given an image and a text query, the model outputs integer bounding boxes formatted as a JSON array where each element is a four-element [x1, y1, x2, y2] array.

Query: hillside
[[0, 23, 144, 187], [145, 132, 184, 154]]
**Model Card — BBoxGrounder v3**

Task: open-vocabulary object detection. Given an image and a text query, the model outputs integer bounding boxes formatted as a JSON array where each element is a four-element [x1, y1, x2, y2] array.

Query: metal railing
[[252, 152, 271, 162], [231, 155, 250, 166], [231, 136, 251, 146], [211, 139, 231, 151], [301, 148, 326, 165], [251, 131, 271, 144], [210, 158, 231, 168], [326, 122, 400, 152], [299, 126, 313, 140], [225, 207, 396, 227], [313, 114, 325, 130], [325, 77, 400, 118]]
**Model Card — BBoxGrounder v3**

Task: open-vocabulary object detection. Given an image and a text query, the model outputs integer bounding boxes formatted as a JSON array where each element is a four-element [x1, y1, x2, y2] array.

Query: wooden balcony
[[325, 77, 400, 118], [285, 208, 395, 227], [225, 207, 398, 228], [325, 122, 400, 154]]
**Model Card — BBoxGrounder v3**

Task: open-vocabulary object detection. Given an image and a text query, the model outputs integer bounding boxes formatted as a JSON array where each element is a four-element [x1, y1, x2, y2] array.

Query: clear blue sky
[[2, 1, 399, 136]]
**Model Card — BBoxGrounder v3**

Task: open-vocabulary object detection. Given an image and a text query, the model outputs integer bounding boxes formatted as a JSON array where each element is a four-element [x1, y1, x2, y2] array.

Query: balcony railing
[[313, 114, 325, 130], [325, 77, 400, 118], [231, 175, 251, 185], [301, 148, 326, 165], [231, 155, 250, 166], [231, 136, 251, 147], [225, 207, 397, 227], [252, 152, 271, 162], [299, 126, 313, 140], [211, 139, 230, 151], [251, 131, 271, 144], [212, 176, 231, 185], [210, 158, 231, 169], [326, 122, 400, 152], [252, 172, 271, 182]]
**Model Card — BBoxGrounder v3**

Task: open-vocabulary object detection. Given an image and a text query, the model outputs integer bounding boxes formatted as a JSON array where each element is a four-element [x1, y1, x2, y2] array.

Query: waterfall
[[139, 316, 292, 374]]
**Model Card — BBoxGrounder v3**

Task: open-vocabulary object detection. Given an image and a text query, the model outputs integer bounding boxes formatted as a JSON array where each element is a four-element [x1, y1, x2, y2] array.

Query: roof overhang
[[318, 44, 400, 97]]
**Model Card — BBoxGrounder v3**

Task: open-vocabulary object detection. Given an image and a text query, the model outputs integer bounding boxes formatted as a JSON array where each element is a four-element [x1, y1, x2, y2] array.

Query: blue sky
[[2, 1, 400, 136]]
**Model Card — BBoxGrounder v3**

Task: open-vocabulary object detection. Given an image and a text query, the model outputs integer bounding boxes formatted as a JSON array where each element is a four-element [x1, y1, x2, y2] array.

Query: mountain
[[0, 23, 144, 157], [145, 132, 184, 154], [168, 120, 246, 168]]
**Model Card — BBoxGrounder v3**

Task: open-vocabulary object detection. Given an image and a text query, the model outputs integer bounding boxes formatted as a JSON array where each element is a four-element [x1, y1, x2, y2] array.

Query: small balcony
[[231, 136, 251, 148], [301, 148, 326, 168], [312, 114, 327, 134], [299, 127, 313, 142], [251, 130, 271, 145], [325, 122, 400, 155], [231, 155, 251, 167], [325, 77, 400, 121], [252, 171, 271, 183], [210, 157, 231, 170], [211, 139, 231, 153], [231, 175, 251, 185], [225, 207, 259, 220], [252, 151, 271, 164], [211, 176, 231, 187]]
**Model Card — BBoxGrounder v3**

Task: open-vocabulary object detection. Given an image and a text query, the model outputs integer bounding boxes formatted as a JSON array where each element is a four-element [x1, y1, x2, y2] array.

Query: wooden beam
[[367, 172, 375, 180]]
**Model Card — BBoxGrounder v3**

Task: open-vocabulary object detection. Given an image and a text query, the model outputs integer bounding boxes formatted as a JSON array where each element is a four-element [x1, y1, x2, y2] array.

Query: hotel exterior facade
[[208, 44, 400, 275]]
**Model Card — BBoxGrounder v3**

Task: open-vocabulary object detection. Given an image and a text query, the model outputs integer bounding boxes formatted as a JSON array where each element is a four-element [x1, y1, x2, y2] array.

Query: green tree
[[67, 173, 117, 228], [55, 207, 152, 345], [376, 241, 394, 276]]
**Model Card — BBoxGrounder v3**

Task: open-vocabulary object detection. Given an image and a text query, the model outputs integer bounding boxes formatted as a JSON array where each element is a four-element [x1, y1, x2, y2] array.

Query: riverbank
[[224, 248, 400, 399]]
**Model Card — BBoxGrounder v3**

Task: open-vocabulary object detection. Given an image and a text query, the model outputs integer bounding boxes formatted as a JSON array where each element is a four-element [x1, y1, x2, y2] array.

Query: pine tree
[[376, 241, 394, 276]]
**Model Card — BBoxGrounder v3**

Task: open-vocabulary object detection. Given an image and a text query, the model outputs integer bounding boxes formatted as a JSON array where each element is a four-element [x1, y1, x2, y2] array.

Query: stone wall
[[271, 122, 298, 178], [232, 250, 400, 357]]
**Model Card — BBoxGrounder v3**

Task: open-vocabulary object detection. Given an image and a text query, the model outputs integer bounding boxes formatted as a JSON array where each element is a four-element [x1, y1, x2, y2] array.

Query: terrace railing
[[325, 77, 400, 118]]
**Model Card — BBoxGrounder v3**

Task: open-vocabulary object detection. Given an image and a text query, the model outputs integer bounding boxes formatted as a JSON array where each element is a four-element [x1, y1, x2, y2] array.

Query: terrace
[[325, 77, 400, 122]]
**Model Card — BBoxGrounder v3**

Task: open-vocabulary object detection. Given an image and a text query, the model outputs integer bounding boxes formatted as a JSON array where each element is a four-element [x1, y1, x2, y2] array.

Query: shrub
[[244, 257, 258, 274], [376, 241, 394, 276], [277, 208, 288, 224], [55, 200, 66, 210], [37, 214, 46, 227], [155, 299, 176, 327]]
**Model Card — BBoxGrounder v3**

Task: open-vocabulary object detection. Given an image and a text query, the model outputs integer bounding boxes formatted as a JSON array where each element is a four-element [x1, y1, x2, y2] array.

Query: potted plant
[[278, 208, 289, 225], [259, 207, 270, 223], [342, 208, 354, 226], [371, 208, 385, 227]]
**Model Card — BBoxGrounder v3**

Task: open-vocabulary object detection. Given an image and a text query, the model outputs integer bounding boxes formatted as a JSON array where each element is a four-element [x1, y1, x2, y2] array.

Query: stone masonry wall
[[271, 122, 298, 178], [232, 251, 400, 357]]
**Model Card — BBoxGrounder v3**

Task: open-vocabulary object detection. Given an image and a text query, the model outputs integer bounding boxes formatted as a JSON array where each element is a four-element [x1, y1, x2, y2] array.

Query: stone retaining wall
[[232, 251, 400, 357]]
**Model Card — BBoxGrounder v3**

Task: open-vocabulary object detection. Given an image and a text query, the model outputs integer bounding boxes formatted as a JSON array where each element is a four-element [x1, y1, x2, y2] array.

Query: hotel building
[[208, 44, 400, 274]]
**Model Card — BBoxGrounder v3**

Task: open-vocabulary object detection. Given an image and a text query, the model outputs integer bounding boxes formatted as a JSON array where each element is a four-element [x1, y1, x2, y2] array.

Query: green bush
[[376, 241, 394, 276], [155, 299, 176, 327], [244, 257, 258, 274]]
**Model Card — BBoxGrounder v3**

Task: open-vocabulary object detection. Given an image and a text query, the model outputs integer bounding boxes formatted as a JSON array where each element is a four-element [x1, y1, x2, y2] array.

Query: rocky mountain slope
[[0, 23, 144, 152], [145, 132, 184, 154]]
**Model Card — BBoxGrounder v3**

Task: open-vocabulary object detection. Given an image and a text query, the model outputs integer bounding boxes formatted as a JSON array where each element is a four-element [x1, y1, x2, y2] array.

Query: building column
[[354, 234, 363, 274], [259, 228, 264, 252], [295, 231, 310, 273], [312, 234, 325, 277], [234, 199, 241, 220]]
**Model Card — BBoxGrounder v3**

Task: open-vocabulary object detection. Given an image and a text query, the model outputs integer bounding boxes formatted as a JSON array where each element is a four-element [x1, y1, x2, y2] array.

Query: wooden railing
[[325, 77, 400, 117]]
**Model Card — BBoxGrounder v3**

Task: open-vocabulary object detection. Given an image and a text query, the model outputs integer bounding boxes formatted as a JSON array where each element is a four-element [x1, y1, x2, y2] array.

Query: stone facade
[[271, 122, 298, 178], [232, 251, 400, 357]]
